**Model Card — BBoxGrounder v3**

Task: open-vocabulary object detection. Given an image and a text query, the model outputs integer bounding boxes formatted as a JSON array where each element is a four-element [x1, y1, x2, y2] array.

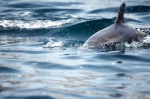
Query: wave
[[126, 5, 150, 13], [0, 18, 113, 40]]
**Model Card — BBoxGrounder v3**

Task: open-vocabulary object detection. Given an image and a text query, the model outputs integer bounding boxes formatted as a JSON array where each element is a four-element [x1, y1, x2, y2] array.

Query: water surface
[[0, 0, 150, 99]]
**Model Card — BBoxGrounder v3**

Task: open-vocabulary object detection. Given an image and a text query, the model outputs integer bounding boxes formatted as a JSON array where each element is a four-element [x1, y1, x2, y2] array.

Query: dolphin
[[83, 2, 147, 48]]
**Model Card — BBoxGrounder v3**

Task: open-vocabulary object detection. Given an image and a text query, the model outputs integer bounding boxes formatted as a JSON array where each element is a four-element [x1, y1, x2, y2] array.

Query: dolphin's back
[[84, 23, 146, 47]]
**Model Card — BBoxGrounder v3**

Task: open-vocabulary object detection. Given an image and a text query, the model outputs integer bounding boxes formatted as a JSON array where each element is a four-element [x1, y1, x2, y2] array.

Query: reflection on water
[[0, 38, 150, 99], [0, 0, 150, 99]]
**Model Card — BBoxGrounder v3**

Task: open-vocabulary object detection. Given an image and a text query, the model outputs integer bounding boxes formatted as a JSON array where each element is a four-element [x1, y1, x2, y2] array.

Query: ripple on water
[[0, 0, 150, 99], [0, 66, 20, 73], [3, 96, 55, 99]]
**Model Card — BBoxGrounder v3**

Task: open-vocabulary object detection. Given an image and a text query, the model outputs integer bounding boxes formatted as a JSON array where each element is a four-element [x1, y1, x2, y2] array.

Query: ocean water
[[0, 0, 150, 99]]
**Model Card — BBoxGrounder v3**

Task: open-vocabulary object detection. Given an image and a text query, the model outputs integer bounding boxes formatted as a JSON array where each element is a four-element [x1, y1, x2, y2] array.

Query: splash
[[125, 41, 142, 48], [143, 35, 150, 43], [43, 39, 64, 48]]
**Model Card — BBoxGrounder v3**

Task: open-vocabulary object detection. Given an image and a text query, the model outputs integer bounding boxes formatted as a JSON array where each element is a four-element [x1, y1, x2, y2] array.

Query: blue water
[[0, 0, 150, 99]]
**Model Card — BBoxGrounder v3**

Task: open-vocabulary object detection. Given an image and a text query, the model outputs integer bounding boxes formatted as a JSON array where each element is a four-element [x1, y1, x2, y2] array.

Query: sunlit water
[[0, 0, 150, 99]]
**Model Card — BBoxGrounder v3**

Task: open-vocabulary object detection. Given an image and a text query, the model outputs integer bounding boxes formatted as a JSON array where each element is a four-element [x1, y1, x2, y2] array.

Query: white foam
[[0, 19, 75, 29], [125, 41, 142, 48], [143, 35, 150, 43]]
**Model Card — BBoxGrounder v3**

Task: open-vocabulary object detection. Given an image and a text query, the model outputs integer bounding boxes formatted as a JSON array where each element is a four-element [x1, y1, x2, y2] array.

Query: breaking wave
[[0, 19, 77, 29]]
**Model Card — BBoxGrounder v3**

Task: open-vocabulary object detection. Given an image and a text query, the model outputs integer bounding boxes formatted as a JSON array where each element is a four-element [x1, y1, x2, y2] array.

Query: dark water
[[0, 0, 150, 99]]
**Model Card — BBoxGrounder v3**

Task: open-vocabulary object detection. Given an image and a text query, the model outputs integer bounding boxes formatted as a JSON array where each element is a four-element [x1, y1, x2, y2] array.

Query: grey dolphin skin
[[83, 2, 147, 48]]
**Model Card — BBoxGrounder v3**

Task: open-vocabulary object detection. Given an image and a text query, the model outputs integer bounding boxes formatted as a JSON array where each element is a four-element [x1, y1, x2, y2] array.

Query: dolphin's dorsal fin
[[115, 2, 126, 23]]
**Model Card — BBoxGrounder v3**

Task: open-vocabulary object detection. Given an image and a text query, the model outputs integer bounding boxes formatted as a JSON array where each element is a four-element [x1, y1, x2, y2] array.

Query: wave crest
[[0, 19, 76, 29]]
